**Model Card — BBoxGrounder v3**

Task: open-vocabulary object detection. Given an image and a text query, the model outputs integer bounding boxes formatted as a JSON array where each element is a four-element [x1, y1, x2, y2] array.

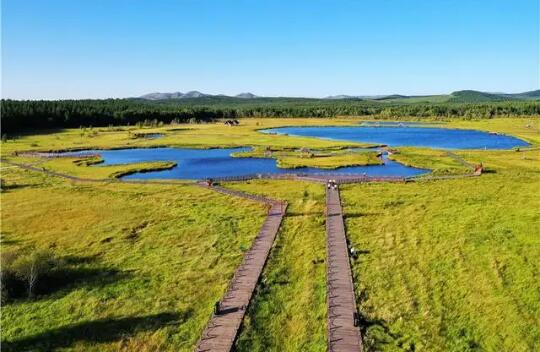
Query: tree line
[[2, 98, 539, 133]]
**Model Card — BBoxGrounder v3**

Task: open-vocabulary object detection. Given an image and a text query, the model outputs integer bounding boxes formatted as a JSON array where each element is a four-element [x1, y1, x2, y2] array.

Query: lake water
[[61, 125, 527, 180], [261, 125, 529, 150], [67, 147, 428, 180]]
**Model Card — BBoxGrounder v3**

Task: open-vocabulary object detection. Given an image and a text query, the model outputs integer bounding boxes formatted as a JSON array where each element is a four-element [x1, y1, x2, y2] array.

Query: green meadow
[[342, 171, 540, 351], [1, 167, 267, 351], [227, 180, 327, 352], [1, 117, 539, 351]]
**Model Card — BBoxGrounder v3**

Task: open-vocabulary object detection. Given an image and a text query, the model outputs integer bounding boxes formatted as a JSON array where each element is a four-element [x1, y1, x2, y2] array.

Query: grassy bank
[[388, 148, 472, 175], [0, 118, 367, 157], [233, 146, 382, 169], [43, 157, 178, 180], [1, 168, 267, 351]]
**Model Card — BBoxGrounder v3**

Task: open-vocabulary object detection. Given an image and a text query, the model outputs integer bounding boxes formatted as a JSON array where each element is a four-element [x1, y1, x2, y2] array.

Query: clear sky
[[1, 0, 539, 99]]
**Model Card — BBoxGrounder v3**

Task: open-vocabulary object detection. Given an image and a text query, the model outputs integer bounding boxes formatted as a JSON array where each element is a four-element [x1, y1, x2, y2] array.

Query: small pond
[[261, 125, 529, 150], [65, 147, 428, 180]]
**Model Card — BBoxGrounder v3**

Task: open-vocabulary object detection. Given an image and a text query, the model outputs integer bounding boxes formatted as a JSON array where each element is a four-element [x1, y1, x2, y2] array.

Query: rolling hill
[[139, 90, 540, 103]]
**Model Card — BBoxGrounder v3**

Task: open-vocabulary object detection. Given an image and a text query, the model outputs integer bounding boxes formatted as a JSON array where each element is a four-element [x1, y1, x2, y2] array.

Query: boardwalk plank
[[326, 186, 363, 352], [195, 184, 287, 352]]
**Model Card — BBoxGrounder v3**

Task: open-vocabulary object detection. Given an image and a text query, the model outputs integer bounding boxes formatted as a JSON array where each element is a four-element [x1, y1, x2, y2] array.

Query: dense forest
[[2, 98, 540, 134]]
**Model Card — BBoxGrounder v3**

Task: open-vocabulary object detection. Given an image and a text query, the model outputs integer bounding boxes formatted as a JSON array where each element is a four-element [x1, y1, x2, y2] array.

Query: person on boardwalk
[[327, 179, 338, 190]]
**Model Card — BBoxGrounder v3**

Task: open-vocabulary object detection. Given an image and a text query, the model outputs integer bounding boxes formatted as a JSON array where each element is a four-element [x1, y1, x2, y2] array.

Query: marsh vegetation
[[1, 117, 539, 351]]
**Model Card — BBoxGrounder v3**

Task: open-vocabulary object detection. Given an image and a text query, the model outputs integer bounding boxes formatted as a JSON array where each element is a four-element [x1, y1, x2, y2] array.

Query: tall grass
[[227, 180, 328, 351], [341, 171, 540, 351], [1, 168, 266, 351]]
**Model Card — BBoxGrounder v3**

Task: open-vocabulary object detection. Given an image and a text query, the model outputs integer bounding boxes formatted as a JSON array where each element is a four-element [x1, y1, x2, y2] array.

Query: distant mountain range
[[324, 90, 540, 102], [138, 89, 540, 103], [140, 91, 259, 100]]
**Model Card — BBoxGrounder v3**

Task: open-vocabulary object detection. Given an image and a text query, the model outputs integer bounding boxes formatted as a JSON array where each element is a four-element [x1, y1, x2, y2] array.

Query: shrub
[[1, 248, 61, 301]]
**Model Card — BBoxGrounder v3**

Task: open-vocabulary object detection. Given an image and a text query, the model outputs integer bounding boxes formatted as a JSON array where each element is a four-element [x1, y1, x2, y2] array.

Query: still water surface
[[64, 125, 527, 179], [261, 125, 529, 150], [69, 147, 428, 180]]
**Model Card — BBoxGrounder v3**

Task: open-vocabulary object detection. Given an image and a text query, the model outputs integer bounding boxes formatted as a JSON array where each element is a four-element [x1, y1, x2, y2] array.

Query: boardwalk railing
[[200, 173, 407, 184]]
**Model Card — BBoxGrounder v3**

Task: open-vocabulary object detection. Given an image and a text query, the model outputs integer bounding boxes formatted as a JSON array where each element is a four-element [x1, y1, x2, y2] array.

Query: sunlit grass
[[1, 168, 267, 351], [226, 180, 327, 352], [388, 148, 472, 175], [40, 157, 177, 179], [0, 118, 368, 157], [2, 117, 537, 175], [233, 146, 382, 169], [341, 171, 540, 351], [1, 117, 539, 351]]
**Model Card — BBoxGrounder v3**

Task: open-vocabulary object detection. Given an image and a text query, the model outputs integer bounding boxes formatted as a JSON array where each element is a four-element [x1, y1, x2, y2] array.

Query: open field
[[0, 167, 267, 351], [1, 117, 539, 351], [341, 170, 540, 351], [0, 118, 369, 156]]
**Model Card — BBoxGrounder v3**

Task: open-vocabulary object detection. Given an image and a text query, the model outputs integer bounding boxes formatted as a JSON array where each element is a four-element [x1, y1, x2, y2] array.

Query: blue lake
[[68, 147, 429, 180], [63, 125, 527, 180], [261, 125, 529, 150]]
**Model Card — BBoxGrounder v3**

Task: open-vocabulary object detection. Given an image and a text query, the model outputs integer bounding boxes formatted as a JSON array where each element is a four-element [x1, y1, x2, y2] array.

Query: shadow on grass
[[0, 183, 36, 192], [0, 233, 23, 246], [41, 267, 131, 297], [286, 211, 323, 217], [344, 212, 382, 219], [358, 313, 403, 348], [2, 311, 189, 352], [4, 256, 132, 303]]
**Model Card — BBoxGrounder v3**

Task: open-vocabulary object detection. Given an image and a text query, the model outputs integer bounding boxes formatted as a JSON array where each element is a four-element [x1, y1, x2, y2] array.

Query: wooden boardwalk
[[326, 186, 363, 352], [195, 184, 287, 352], [3, 158, 483, 352]]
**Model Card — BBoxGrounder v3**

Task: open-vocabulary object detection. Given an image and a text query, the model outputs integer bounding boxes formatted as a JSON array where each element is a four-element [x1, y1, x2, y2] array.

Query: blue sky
[[2, 0, 539, 99]]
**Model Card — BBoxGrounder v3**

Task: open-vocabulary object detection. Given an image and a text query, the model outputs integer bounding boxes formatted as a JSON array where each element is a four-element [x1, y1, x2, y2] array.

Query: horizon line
[[2, 88, 539, 101]]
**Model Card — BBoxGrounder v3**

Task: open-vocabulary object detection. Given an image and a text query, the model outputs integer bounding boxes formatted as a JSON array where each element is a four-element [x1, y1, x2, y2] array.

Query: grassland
[[225, 142, 540, 351], [1, 117, 539, 351], [34, 157, 178, 180], [0, 118, 369, 156], [341, 168, 540, 351], [388, 148, 472, 176], [0, 167, 267, 351], [225, 180, 327, 351], [233, 146, 382, 169]]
